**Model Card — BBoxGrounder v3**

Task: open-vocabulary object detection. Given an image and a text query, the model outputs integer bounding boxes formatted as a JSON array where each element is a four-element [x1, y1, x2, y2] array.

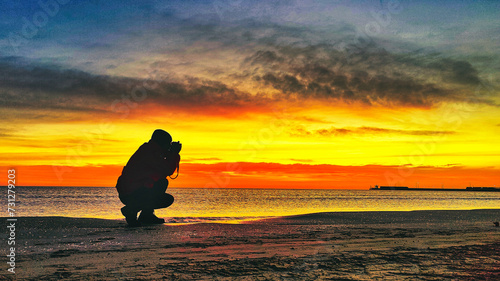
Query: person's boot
[[138, 210, 165, 224], [121, 206, 141, 227]]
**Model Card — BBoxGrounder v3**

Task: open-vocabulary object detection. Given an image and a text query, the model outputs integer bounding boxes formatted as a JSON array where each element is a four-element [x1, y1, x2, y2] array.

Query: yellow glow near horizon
[[3, 99, 499, 172]]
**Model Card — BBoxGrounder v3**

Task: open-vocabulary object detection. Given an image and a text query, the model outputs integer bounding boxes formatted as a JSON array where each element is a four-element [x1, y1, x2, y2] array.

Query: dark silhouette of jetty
[[369, 185, 499, 192]]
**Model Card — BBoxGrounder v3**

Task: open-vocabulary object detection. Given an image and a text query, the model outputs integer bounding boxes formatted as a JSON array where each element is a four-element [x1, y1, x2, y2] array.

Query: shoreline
[[2, 208, 499, 225]]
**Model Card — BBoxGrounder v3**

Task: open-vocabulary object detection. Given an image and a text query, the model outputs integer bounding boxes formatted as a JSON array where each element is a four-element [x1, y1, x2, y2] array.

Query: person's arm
[[163, 152, 180, 176], [145, 145, 180, 186]]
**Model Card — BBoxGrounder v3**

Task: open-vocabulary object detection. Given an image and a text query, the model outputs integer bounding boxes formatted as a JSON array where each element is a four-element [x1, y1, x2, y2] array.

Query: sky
[[1, 0, 499, 188]]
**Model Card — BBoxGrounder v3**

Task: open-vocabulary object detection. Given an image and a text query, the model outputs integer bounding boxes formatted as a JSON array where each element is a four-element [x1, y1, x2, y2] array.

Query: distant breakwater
[[370, 186, 499, 192]]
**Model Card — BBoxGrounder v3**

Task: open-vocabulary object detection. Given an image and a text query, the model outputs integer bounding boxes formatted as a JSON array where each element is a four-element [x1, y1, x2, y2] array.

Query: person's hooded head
[[151, 129, 172, 152]]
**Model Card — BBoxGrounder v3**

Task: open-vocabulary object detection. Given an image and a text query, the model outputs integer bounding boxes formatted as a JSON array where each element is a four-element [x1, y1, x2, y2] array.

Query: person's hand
[[170, 141, 182, 154]]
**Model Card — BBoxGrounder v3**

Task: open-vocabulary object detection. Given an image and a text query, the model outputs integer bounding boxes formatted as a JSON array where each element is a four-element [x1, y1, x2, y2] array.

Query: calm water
[[7, 187, 500, 223]]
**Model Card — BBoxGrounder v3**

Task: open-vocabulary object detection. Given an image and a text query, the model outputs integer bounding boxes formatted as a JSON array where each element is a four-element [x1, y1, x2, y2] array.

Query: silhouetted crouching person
[[116, 129, 181, 226]]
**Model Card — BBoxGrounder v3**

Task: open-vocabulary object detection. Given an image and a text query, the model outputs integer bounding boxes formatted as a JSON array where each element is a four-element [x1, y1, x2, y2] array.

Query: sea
[[7, 187, 500, 223]]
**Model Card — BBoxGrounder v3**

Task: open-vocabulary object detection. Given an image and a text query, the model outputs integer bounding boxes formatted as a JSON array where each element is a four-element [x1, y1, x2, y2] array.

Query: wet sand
[[1, 209, 499, 280]]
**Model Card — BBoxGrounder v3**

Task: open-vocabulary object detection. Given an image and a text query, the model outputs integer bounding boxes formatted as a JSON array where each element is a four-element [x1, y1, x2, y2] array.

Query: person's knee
[[166, 193, 174, 208], [166, 193, 174, 204], [153, 193, 174, 209]]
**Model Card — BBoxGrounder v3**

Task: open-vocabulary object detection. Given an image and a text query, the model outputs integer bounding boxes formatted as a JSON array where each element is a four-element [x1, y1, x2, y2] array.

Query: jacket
[[116, 140, 180, 195]]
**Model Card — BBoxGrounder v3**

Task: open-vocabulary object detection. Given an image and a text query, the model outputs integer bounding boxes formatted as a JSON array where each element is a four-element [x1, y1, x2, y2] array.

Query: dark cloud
[[429, 59, 480, 85], [1, 37, 494, 123], [244, 50, 285, 67], [244, 44, 492, 107], [393, 53, 481, 85], [0, 57, 128, 113], [0, 57, 271, 118], [261, 73, 305, 94], [258, 69, 451, 107], [292, 126, 455, 137], [158, 14, 493, 108]]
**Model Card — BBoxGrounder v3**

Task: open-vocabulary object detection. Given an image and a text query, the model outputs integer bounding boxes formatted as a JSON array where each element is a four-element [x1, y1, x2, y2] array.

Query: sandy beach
[[2, 209, 499, 280]]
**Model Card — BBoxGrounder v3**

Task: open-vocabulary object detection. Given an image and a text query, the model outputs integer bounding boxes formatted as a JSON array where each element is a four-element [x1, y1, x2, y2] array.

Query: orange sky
[[3, 162, 498, 189]]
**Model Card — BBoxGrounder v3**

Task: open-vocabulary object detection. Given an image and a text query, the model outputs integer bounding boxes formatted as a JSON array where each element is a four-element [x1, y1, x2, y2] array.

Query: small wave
[[164, 216, 271, 224]]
